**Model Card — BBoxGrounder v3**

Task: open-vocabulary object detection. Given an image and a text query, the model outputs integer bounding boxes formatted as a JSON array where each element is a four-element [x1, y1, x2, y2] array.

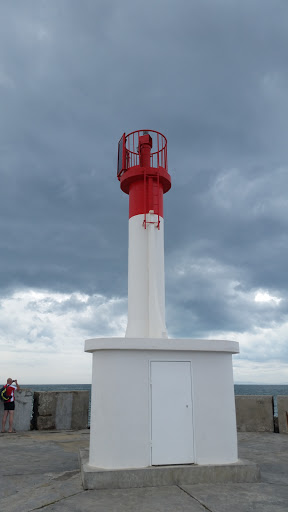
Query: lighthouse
[[81, 129, 251, 489], [117, 130, 171, 338]]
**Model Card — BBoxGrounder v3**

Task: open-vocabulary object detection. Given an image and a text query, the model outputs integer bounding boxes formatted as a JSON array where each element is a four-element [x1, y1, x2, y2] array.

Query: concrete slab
[[238, 431, 288, 485], [33, 391, 89, 430], [35, 485, 207, 512], [80, 449, 260, 490], [0, 429, 90, 510], [0, 473, 83, 512], [277, 396, 288, 434], [235, 395, 274, 432], [0, 389, 33, 431], [181, 482, 288, 512], [0, 430, 287, 512]]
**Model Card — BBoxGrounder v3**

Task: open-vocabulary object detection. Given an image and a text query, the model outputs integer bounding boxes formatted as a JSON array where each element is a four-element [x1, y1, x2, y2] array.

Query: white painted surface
[[192, 352, 238, 464], [87, 339, 238, 469], [89, 350, 151, 469], [125, 214, 167, 338], [150, 361, 194, 465], [85, 337, 239, 354]]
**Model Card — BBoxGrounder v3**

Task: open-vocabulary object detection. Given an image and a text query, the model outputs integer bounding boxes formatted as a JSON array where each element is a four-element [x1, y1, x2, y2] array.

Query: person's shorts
[[4, 402, 15, 411]]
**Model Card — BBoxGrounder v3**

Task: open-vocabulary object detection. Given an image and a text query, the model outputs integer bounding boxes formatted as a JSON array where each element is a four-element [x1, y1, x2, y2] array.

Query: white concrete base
[[85, 338, 239, 470], [79, 449, 260, 490]]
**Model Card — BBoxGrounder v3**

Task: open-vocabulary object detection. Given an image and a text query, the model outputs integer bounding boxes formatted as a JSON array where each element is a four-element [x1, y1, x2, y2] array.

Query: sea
[[23, 383, 288, 424]]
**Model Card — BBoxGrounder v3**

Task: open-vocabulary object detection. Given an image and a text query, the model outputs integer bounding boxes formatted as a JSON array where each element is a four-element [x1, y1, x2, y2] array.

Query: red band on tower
[[117, 130, 171, 222]]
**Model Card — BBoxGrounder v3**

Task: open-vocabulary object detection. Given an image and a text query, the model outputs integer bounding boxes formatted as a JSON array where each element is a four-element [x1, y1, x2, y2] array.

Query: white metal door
[[150, 361, 194, 465]]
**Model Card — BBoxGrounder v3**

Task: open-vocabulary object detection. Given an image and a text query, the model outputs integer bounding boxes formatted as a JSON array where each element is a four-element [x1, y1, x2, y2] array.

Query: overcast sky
[[0, 0, 288, 384]]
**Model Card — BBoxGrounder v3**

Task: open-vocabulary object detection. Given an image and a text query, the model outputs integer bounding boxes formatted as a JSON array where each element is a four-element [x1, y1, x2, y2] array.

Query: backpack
[[0, 386, 9, 402]]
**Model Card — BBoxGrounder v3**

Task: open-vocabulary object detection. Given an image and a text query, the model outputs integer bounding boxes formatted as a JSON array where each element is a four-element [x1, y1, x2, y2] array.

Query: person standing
[[1, 378, 20, 433]]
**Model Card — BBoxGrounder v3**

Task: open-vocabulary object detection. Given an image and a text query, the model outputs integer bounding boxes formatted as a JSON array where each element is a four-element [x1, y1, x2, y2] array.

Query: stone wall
[[1, 391, 288, 433], [32, 391, 89, 430], [0, 389, 33, 431], [0, 389, 89, 431], [277, 396, 288, 434], [235, 396, 274, 432]]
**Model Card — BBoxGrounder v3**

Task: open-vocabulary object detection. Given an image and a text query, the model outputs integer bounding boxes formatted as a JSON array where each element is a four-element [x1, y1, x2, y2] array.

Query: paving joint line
[[177, 484, 213, 511], [28, 489, 85, 511]]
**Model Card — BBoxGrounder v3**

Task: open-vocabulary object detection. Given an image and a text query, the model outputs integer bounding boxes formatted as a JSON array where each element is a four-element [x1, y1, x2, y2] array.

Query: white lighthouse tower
[[81, 130, 257, 490]]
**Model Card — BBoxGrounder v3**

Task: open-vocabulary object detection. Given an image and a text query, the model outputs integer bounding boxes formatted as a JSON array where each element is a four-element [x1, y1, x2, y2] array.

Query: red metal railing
[[126, 129, 167, 170], [117, 130, 168, 177]]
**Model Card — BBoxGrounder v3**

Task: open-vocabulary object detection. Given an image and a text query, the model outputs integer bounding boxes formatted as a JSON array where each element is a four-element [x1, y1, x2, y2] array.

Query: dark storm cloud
[[166, 250, 288, 338], [0, 0, 288, 346]]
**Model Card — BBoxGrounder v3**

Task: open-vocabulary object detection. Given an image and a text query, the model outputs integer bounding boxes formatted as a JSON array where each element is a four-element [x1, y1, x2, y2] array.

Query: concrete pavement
[[0, 429, 287, 511]]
